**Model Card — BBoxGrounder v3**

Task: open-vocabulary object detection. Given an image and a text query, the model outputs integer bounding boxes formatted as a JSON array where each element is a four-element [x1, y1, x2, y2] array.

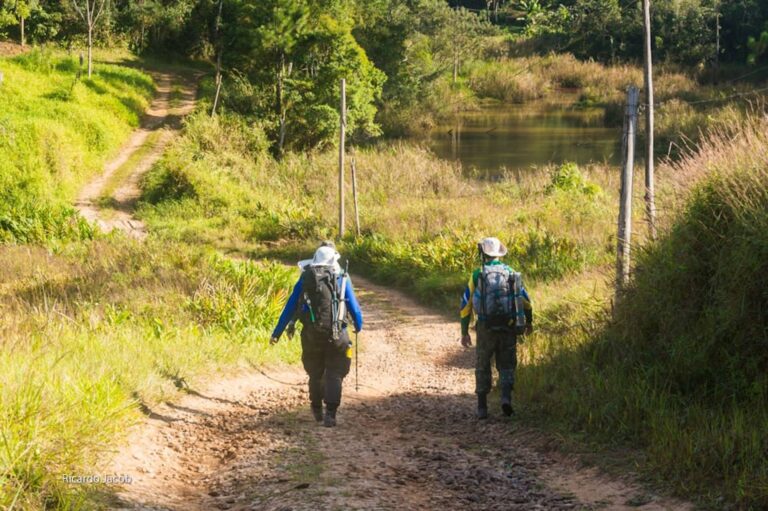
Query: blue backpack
[[472, 264, 526, 332]]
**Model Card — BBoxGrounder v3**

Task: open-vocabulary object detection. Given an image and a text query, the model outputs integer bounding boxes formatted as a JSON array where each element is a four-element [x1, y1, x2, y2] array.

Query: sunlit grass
[[0, 239, 299, 508], [0, 49, 154, 242]]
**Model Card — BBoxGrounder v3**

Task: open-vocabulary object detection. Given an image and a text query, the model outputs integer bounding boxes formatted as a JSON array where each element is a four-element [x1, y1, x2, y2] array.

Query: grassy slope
[[518, 119, 768, 508], [0, 50, 153, 242], [0, 240, 299, 509], [0, 55, 301, 509]]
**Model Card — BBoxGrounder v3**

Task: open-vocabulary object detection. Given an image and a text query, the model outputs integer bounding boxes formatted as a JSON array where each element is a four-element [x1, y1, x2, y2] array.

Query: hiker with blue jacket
[[270, 243, 363, 427], [460, 237, 533, 419]]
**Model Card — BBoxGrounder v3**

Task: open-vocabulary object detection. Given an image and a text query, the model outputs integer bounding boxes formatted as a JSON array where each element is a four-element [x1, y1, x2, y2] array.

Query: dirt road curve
[[106, 276, 692, 511], [75, 71, 197, 238]]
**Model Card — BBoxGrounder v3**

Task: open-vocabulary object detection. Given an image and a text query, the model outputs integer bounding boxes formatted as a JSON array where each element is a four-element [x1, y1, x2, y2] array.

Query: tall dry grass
[[519, 113, 768, 509]]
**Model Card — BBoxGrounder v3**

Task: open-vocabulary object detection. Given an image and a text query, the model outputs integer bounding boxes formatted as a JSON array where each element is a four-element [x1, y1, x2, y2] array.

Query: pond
[[425, 98, 623, 177]]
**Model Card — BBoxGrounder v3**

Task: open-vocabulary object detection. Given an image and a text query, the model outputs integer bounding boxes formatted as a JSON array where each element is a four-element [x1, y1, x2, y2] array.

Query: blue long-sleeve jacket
[[271, 274, 363, 339]]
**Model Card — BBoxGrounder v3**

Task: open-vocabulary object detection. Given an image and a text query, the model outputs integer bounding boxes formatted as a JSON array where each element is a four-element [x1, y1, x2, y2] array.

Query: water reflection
[[428, 100, 622, 177]]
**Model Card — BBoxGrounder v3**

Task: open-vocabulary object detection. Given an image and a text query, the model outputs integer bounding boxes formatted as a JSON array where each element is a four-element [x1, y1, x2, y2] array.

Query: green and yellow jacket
[[459, 260, 533, 336]]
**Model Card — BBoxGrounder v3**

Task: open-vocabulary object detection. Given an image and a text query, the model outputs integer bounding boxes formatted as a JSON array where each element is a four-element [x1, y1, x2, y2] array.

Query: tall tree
[[0, 0, 35, 46], [241, 0, 310, 156], [15, 0, 30, 45], [71, 0, 107, 77], [431, 3, 494, 83]]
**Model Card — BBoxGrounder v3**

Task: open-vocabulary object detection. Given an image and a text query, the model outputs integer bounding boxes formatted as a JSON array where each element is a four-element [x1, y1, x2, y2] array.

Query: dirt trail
[[106, 275, 693, 511], [74, 71, 198, 238]]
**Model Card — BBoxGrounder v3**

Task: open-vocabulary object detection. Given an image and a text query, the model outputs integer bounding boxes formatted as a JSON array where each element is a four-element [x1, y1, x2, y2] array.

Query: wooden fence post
[[211, 71, 222, 118], [339, 78, 346, 239], [351, 150, 361, 237], [616, 86, 640, 295], [643, 0, 657, 241]]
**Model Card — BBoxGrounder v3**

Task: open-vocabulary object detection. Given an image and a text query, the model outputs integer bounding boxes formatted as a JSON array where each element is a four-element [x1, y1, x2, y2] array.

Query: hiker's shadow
[[437, 346, 476, 370]]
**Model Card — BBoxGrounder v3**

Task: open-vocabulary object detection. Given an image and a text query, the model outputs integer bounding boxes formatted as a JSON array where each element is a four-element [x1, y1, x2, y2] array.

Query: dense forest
[[3, 0, 768, 151]]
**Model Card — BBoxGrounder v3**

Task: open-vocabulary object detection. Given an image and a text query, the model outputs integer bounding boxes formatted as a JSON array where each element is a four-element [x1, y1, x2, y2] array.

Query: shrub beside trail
[[518, 117, 768, 508]]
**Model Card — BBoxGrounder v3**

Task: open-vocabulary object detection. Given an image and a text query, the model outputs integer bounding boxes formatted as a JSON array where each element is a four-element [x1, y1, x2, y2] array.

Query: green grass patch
[[0, 49, 154, 243], [96, 129, 165, 210]]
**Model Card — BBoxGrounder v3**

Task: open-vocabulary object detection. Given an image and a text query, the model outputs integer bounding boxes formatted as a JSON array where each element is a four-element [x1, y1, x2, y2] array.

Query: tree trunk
[[453, 54, 458, 83], [20, 17, 25, 47], [87, 27, 93, 78]]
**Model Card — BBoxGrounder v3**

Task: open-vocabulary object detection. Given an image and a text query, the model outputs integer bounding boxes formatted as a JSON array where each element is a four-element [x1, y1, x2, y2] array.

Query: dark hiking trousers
[[475, 322, 517, 396], [301, 327, 351, 412]]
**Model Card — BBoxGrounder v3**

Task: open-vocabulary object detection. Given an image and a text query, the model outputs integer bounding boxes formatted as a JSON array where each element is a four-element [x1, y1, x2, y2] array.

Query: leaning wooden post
[[642, 0, 657, 241], [210, 0, 224, 118], [338, 78, 346, 239], [616, 86, 640, 294], [211, 71, 223, 118], [350, 149, 361, 237]]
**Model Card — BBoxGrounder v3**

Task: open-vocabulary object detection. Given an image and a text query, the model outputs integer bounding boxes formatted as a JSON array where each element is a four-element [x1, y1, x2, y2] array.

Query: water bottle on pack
[[513, 272, 527, 333]]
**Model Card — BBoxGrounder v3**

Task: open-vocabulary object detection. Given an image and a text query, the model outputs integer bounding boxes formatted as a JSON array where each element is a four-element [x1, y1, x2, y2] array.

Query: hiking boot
[[501, 384, 514, 417], [323, 410, 337, 428], [477, 393, 488, 420], [311, 405, 323, 422]]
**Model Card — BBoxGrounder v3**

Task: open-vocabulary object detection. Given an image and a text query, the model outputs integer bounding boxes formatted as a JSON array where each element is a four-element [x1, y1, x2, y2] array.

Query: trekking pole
[[355, 331, 359, 392]]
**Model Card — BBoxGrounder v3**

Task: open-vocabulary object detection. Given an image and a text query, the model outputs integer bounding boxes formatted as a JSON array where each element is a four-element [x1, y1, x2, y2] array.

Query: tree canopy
[[5, 0, 768, 147]]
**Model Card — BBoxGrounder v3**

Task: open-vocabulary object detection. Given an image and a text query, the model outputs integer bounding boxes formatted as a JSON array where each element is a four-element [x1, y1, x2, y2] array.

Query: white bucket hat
[[298, 246, 342, 272], [479, 237, 508, 258]]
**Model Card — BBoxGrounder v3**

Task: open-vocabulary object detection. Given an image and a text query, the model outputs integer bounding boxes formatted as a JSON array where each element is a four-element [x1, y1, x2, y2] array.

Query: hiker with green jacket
[[460, 237, 533, 419]]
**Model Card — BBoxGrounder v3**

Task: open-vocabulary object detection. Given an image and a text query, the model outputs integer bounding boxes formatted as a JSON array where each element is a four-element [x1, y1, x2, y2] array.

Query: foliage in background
[[516, 0, 767, 67], [214, 0, 385, 153]]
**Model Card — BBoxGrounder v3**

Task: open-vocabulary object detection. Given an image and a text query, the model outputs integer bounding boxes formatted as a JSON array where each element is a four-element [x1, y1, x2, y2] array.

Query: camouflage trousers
[[475, 322, 517, 396]]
